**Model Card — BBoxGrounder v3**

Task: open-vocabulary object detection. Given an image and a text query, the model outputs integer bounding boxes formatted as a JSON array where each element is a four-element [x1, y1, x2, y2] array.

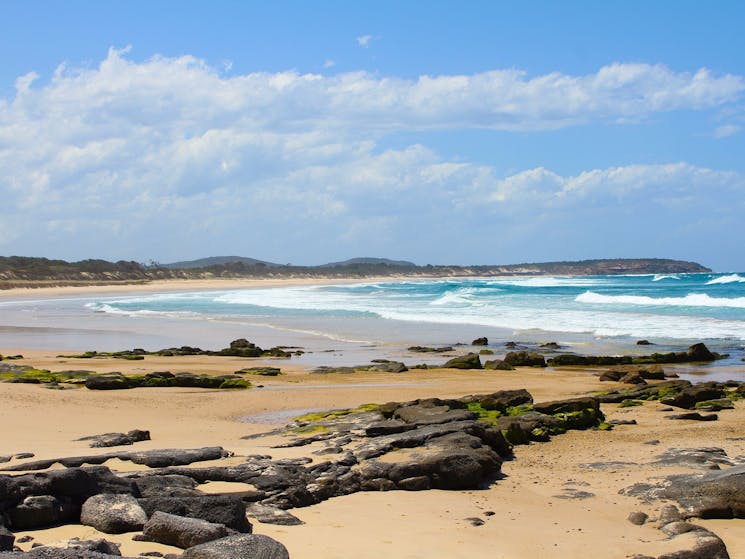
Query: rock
[[394, 405, 476, 426], [471, 389, 533, 411], [235, 368, 281, 377], [465, 517, 484, 526], [660, 384, 725, 410], [366, 361, 408, 373], [666, 413, 718, 421], [658, 504, 684, 526], [138, 495, 252, 532], [471, 337, 488, 346], [0, 527, 14, 552], [310, 366, 356, 375], [132, 475, 200, 498], [637, 340, 652, 345], [661, 521, 700, 536], [408, 346, 453, 353], [654, 448, 734, 469], [126, 447, 230, 468], [627, 511, 648, 525], [442, 353, 482, 369], [142, 511, 230, 549], [657, 527, 730, 559], [45, 538, 122, 555], [533, 396, 600, 416], [7, 494, 77, 530], [180, 534, 289, 559], [540, 342, 561, 349], [610, 419, 637, 425], [503, 351, 546, 367], [483, 360, 514, 370], [79, 430, 151, 448], [84, 374, 131, 390], [623, 462, 745, 518], [80, 494, 147, 533], [396, 476, 431, 491], [686, 343, 717, 362], [620, 372, 647, 385], [244, 504, 303, 526], [599, 370, 624, 382]]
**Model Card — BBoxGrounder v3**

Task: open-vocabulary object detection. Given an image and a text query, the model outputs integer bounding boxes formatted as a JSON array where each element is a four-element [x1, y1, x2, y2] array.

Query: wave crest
[[576, 291, 745, 309]]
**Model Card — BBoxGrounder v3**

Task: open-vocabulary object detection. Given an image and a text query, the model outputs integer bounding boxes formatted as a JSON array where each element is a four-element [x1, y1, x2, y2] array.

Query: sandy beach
[[1, 341, 744, 558]]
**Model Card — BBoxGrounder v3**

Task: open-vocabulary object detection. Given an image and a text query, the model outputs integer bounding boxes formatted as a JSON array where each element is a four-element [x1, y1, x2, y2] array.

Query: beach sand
[[2, 348, 744, 558]]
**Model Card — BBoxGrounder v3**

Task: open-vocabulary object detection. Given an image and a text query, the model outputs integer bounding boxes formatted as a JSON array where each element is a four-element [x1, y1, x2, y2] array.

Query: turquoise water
[[86, 273, 745, 343]]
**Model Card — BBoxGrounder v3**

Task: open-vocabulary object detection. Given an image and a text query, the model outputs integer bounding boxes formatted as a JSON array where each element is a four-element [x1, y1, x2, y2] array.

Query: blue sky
[[1, 1, 744, 270]]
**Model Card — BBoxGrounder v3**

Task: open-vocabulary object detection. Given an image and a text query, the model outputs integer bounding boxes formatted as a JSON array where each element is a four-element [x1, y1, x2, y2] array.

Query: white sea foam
[[86, 302, 199, 318], [707, 274, 745, 285], [486, 276, 605, 288], [576, 291, 745, 309], [652, 274, 680, 281]]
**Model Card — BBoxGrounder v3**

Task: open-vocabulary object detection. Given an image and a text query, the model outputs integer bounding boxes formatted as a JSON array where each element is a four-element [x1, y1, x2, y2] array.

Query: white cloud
[[713, 124, 742, 138], [323, 59, 336, 68], [356, 35, 374, 48], [0, 49, 743, 264]]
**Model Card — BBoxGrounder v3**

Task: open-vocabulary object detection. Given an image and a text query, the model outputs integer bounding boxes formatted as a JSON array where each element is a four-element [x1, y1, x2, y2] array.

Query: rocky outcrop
[[503, 351, 546, 367]]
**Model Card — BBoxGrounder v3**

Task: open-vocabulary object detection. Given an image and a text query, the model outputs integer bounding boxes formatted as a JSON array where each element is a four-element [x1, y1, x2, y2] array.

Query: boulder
[[686, 343, 717, 362], [132, 474, 200, 498], [79, 430, 151, 448], [483, 360, 514, 371], [142, 511, 230, 549], [80, 494, 147, 534], [0, 526, 14, 552], [7, 495, 76, 529], [244, 504, 303, 526], [138, 495, 252, 532], [471, 337, 488, 346], [503, 351, 546, 367], [442, 353, 482, 370], [661, 384, 725, 410], [181, 534, 289, 559], [394, 405, 476, 426], [84, 375, 131, 390]]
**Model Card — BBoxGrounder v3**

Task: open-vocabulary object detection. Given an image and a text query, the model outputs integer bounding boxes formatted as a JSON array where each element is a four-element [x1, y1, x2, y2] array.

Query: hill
[[0, 256, 712, 289], [162, 256, 281, 269]]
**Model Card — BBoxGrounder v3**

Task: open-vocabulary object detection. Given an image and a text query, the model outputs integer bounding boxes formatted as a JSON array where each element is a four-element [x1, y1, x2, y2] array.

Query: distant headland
[[0, 256, 711, 290]]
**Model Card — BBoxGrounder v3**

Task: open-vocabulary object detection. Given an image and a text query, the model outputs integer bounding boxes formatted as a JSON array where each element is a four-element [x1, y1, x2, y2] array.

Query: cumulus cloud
[[713, 124, 742, 138], [356, 34, 374, 48], [0, 49, 743, 263]]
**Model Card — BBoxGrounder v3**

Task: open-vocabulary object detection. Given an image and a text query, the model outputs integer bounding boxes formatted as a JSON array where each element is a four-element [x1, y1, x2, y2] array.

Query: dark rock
[[396, 476, 431, 491], [366, 361, 408, 373], [180, 534, 289, 559], [657, 528, 730, 559], [623, 462, 745, 518], [533, 396, 600, 416], [599, 370, 624, 382], [540, 342, 561, 350], [0, 527, 13, 552], [686, 343, 717, 362], [654, 448, 734, 469], [666, 413, 718, 421], [126, 447, 230, 468], [84, 374, 131, 390], [394, 405, 476, 426], [658, 504, 684, 526], [244, 504, 303, 526], [79, 430, 151, 448], [483, 360, 514, 371], [139, 495, 252, 532], [143, 511, 230, 549], [465, 517, 484, 526], [471, 389, 533, 412], [80, 494, 147, 533], [609, 419, 638, 425], [310, 366, 356, 375], [132, 475, 200, 498], [364, 420, 415, 437], [442, 353, 482, 370], [627, 511, 648, 525], [7, 495, 75, 529], [620, 372, 647, 385], [661, 384, 725, 410], [471, 337, 488, 346], [408, 346, 453, 353], [503, 351, 546, 367], [636, 340, 652, 345], [235, 368, 281, 376]]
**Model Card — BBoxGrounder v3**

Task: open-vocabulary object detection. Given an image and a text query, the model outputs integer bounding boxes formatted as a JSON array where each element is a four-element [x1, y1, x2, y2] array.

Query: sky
[[1, 1, 744, 270]]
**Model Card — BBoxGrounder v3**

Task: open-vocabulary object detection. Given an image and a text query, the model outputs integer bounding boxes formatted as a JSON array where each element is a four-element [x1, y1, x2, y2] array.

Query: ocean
[[2, 273, 745, 374]]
